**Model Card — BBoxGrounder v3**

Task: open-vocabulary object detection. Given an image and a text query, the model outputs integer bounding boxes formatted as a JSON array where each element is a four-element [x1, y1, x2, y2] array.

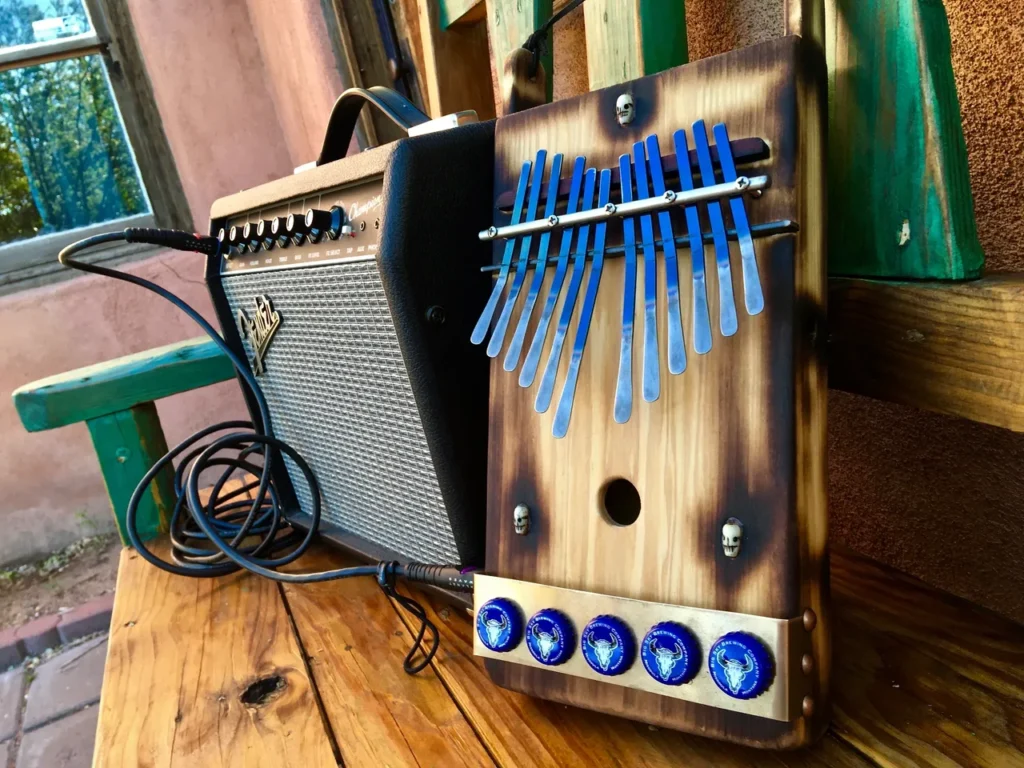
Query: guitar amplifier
[[205, 91, 494, 572]]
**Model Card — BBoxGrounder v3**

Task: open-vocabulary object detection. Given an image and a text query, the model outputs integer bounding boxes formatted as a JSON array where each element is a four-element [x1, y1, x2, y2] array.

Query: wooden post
[[583, 0, 688, 91], [404, 0, 496, 120], [822, 0, 983, 279], [86, 403, 174, 545]]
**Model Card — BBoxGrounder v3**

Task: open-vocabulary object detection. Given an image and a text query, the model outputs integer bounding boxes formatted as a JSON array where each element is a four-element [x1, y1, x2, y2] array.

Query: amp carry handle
[[316, 86, 430, 166]]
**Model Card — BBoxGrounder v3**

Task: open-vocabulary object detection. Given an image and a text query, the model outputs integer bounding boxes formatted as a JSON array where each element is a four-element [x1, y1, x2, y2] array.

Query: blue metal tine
[[487, 150, 548, 357], [535, 167, 597, 414], [613, 154, 637, 424], [633, 140, 660, 403], [471, 160, 532, 345], [713, 122, 764, 316], [646, 134, 686, 375], [519, 156, 586, 388], [692, 119, 738, 337], [552, 168, 612, 438], [673, 129, 712, 354], [504, 153, 563, 371]]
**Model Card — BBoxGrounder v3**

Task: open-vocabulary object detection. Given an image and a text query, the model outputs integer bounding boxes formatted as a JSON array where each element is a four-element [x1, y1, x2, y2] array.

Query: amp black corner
[[205, 88, 495, 574]]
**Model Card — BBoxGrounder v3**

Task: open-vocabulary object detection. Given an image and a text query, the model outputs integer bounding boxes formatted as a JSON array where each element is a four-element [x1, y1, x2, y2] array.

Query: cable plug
[[399, 563, 476, 592], [123, 228, 220, 255]]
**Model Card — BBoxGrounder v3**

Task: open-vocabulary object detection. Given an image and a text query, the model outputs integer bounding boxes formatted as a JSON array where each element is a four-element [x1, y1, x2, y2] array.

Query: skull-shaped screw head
[[722, 517, 744, 558], [615, 93, 635, 126], [513, 504, 531, 536]]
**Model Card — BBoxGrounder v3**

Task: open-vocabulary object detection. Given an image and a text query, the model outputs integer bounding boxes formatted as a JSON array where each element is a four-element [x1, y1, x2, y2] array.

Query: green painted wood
[[584, 0, 688, 91], [439, 0, 482, 28], [486, 0, 554, 105], [826, 0, 984, 279], [13, 337, 235, 433], [86, 403, 175, 545]]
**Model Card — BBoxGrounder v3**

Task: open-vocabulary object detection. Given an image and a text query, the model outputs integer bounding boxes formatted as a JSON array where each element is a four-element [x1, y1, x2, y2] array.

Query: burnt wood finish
[[482, 36, 828, 748]]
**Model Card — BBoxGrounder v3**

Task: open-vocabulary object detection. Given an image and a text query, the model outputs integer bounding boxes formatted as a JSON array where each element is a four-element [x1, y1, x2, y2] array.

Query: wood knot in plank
[[240, 674, 286, 708]]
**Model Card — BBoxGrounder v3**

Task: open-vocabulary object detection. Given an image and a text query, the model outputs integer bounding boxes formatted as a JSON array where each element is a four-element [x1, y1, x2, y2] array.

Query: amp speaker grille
[[221, 260, 461, 564]]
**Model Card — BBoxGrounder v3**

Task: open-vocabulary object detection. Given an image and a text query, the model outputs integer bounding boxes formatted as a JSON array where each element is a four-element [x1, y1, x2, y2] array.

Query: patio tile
[[17, 704, 97, 768], [22, 636, 106, 732], [0, 666, 23, 742]]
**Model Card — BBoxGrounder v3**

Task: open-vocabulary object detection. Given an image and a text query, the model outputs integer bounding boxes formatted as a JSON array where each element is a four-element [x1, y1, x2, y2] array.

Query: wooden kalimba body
[[471, 35, 827, 749]]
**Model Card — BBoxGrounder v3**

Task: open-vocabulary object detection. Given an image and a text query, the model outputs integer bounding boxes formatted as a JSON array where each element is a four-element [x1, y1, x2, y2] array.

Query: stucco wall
[[0, 0, 345, 566]]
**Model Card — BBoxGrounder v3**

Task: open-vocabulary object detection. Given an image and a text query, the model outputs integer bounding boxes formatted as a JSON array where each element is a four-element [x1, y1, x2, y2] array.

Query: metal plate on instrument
[[474, 575, 810, 722]]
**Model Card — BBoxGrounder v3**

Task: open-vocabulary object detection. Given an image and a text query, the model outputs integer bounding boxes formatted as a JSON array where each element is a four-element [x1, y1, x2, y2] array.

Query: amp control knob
[[256, 220, 275, 250], [708, 631, 774, 700], [525, 609, 574, 666], [641, 622, 700, 685], [285, 213, 309, 245], [476, 598, 523, 653], [270, 217, 290, 248], [305, 207, 344, 242], [581, 615, 635, 676], [242, 222, 261, 253], [227, 225, 246, 254]]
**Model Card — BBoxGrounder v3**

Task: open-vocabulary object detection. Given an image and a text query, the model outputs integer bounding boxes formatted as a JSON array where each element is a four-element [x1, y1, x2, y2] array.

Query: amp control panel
[[216, 177, 384, 275]]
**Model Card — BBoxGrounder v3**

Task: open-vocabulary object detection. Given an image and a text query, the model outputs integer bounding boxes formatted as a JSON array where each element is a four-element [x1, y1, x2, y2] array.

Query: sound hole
[[601, 478, 641, 526]]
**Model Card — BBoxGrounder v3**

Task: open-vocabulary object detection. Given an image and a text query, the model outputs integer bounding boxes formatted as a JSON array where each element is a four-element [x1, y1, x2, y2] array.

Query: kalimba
[[471, 35, 828, 749]]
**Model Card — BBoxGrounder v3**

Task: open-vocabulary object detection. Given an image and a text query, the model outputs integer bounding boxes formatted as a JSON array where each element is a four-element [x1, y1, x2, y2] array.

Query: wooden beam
[[829, 275, 1024, 433], [13, 336, 235, 432], [824, 0, 983, 280], [583, 0, 688, 91], [485, 0, 554, 110], [406, 0, 496, 120]]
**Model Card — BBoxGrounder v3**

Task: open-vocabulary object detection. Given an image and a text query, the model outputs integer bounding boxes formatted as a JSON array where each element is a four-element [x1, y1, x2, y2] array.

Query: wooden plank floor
[[94, 542, 1024, 767]]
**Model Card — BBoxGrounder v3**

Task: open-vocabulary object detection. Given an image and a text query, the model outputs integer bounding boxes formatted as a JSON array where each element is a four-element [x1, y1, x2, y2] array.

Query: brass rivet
[[801, 654, 814, 675], [802, 609, 817, 631], [802, 696, 815, 718]]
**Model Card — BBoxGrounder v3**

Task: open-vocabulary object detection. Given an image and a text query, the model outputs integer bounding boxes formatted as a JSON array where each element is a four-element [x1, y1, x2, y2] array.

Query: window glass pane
[[0, 1, 92, 49], [0, 55, 150, 247]]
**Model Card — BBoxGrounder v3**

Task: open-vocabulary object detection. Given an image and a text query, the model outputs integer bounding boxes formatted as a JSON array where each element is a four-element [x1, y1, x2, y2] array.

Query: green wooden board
[[826, 0, 983, 279], [13, 336, 235, 432], [87, 403, 175, 545]]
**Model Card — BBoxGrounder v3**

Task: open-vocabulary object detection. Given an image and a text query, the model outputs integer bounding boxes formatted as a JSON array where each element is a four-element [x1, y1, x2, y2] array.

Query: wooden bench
[[92, 532, 1024, 766], [12, 337, 235, 543]]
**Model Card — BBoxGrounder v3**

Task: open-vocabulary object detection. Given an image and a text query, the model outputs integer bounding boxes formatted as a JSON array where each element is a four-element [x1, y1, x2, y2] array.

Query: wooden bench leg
[[86, 402, 174, 545]]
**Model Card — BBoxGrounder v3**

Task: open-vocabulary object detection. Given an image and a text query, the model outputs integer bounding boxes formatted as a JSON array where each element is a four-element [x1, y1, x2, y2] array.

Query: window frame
[[0, 0, 191, 294]]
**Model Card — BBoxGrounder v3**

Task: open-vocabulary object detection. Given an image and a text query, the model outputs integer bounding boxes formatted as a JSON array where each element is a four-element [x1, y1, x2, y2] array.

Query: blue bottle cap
[[708, 631, 775, 699], [640, 622, 701, 685], [476, 598, 524, 652], [526, 609, 575, 666], [581, 615, 635, 676]]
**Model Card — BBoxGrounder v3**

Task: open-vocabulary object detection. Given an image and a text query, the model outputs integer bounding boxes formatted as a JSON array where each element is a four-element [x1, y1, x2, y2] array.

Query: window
[[0, 0, 189, 292]]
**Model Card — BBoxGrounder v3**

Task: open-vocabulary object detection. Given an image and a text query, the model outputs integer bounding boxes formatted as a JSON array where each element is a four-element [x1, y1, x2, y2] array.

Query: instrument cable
[[59, 227, 475, 675]]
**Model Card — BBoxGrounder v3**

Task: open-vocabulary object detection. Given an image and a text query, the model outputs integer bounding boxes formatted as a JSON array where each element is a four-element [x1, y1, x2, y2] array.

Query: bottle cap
[[640, 621, 701, 685], [525, 608, 575, 666], [708, 631, 774, 699], [581, 615, 635, 675], [475, 598, 523, 652]]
